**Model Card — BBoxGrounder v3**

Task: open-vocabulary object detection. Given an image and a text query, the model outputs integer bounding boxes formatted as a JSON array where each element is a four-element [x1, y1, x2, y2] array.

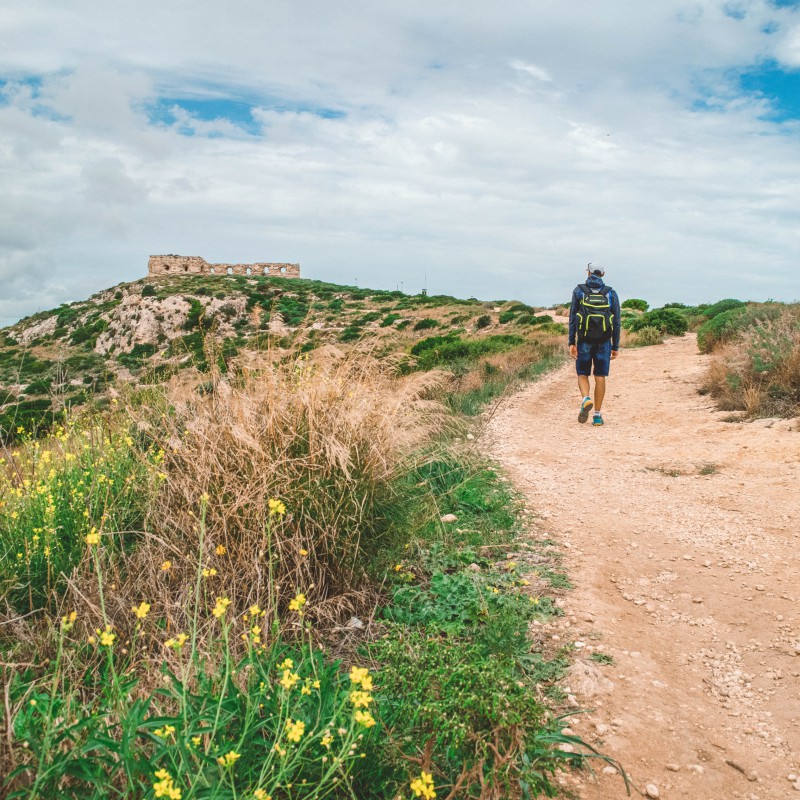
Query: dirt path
[[483, 334, 800, 800]]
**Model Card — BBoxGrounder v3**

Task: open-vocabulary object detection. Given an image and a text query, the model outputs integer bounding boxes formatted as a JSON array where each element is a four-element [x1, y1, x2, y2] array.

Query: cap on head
[[587, 262, 605, 276]]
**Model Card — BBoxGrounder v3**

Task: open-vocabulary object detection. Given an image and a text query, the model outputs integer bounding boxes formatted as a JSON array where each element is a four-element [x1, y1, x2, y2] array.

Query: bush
[[628, 325, 663, 347], [380, 313, 401, 327], [696, 307, 749, 353], [498, 311, 517, 324], [413, 317, 439, 331], [700, 304, 800, 416], [621, 298, 649, 311], [628, 308, 688, 336], [474, 314, 491, 330], [141, 284, 156, 297], [703, 298, 746, 320], [410, 334, 524, 370]]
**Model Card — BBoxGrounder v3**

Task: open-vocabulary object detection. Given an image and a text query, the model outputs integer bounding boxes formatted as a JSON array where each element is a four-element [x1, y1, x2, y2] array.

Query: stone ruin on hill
[[148, 255, 301, 279]]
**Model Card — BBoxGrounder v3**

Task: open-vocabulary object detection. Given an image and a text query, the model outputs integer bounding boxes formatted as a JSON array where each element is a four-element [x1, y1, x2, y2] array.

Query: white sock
[[594, 409, 603, 417]]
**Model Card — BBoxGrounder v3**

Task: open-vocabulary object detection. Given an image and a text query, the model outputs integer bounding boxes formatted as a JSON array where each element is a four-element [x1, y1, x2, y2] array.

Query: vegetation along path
[[485, 333, 800, 800]]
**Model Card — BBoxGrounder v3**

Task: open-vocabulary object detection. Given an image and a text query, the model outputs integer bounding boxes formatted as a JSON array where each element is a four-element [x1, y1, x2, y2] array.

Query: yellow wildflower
[[410, 771, 436, 799], [248, 604, 265, 618], [285, 718, 305, 743], [301, 684, 312, 696], [61, 611, 77, 631], [278, 657, 294, 669], [253, 790, 271, 800], [354, 710, 376, 728], [288, 593, 306, 613], [132, 601, 151, 620], [299, 548, 308, 556], [154, 725, 176, 739], [349, 690, 374, 708], [153, 768, 182, 799], [85, 528, 100, 546], [279, 669, 300, 690], [268, 498, 286, 516], [202, 567, 217, 578], [320, 732, 333, 748], [161, 560, 172, 571], [313, 679, 321, 689], [191, 735, 202, 747], [99, 626, 115, 647], [217, 750, 241, 768], [211, 597, 231, 618], [215, 544, 226, 556], [165, 633, 189, 649]]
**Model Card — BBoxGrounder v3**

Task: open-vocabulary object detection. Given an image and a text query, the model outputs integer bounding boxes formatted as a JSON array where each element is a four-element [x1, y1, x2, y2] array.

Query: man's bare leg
[[578, 375, 590, 399], [594, 376, 606, 411]]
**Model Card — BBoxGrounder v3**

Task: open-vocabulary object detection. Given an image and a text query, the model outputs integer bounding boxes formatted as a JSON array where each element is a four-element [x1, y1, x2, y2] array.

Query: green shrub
[[498, 311, 517, 324], [704, 298, 746, 319], [141, 284, 157, 297], [629, 308, 688, 336], [22, 379, 52, 395], [474, 314, 491, 330], [413, 317, 439, 331], [410, 334, 523, 370], [380, 313, 401, 327], [696, 306, 749, 353], [621, 298, 649, 311], [339, 326, 363, 342], [628, 326, 663, 347]]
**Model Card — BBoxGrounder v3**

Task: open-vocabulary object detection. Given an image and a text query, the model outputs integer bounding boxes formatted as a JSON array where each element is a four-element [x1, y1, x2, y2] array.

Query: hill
[[0, 274, 565, 439]]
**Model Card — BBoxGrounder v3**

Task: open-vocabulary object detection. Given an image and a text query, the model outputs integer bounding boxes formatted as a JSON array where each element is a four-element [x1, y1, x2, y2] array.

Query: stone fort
[[148, 255, 301, 279]]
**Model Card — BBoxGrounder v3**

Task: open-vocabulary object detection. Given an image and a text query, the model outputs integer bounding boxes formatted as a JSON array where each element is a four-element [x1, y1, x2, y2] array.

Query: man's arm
[[611, 289, 621, 351], [568, 287, 580, 347]]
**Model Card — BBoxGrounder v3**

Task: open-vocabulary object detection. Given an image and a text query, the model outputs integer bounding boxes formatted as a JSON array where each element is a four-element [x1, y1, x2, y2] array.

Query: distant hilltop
[[148, 255, 301, 278]]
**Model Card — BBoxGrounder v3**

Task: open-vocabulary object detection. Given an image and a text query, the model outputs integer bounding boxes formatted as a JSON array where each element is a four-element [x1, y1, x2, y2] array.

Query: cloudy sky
[[2, 0, 800, 325]]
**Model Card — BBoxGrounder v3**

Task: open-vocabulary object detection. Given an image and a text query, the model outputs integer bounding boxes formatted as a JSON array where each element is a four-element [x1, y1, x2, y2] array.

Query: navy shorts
[[576, 340, 612, 377]]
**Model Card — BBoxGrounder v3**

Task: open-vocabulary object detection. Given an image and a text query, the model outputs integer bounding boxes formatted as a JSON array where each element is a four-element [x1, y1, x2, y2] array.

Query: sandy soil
[[483, 334, 800, 800]]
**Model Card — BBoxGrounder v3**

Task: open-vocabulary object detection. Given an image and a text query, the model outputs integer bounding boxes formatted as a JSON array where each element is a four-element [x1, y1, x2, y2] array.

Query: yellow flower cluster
[[132, 601, 151, 619], [154, 725, 176, 739], [85, 528, 100, 546], [348, 666, 376, 727], [61, 611, 77, 631], [410, 771, 436, 799], [253, 790, 272, 800], [211, 597, 231, 618], [165, 633, 189, 649], [285, 717, 305, 743], [217, 750, 241, 768], [153, 768, 182, 799], [288, 592, 306, 613], [268, 498, 286, 516]]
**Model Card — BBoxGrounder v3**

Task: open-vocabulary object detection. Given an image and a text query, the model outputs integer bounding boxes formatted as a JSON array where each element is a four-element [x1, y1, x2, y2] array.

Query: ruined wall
[[148, 255, 301, 279]]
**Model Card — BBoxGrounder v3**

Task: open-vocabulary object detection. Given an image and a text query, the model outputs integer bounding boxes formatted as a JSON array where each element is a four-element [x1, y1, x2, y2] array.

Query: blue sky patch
[[739, 62, 800, 121], [146, 92, 345, 136]]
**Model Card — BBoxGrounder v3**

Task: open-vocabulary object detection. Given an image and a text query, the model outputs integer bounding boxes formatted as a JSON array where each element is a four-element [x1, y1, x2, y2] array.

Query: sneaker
[[578, 397, 593, 423], [592, 413, 604, 426]]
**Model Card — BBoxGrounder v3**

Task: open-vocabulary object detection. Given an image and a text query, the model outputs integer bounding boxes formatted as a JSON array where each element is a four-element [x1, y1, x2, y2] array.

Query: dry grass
[[701, 305, 800, 418], [67, 346, 449, 652]]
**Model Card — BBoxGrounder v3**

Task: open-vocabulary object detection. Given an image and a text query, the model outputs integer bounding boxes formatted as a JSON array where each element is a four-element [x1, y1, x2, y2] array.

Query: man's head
[[586, 262, 605, 277]]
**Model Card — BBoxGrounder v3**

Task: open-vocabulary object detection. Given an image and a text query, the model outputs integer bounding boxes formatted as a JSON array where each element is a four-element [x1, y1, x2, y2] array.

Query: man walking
[[568, 263, 620, 426]]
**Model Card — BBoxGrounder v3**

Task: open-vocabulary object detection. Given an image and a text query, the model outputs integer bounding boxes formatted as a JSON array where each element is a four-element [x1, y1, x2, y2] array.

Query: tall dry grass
[[701, 304, 800, 417], [94, 346, 450, 647]]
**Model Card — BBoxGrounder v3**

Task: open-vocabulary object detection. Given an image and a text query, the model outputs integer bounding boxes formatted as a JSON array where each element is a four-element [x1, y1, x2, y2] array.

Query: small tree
[[621, 298, 649, 312]]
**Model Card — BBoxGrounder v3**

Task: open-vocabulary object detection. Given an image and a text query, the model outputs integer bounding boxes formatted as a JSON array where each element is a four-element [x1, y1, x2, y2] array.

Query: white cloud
[[2, 0, 800, 326]]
